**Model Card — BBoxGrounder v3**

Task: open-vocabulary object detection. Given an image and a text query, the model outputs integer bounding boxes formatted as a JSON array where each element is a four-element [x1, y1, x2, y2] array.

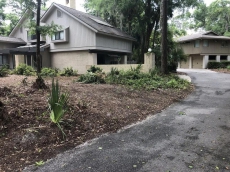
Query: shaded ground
[[0, 75, 193, 172]]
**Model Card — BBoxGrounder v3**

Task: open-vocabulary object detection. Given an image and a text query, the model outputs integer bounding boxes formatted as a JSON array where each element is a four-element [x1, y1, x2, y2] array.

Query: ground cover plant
[[0, 65, 9, 77], [0, 73, 193, 171], [14, 64, 36, 76]]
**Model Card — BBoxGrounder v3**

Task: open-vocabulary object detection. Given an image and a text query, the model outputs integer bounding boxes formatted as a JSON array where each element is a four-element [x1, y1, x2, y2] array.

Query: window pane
[[60, 31, 64, 40], [203, 40, 208, 47], [52, 34, 55, 40], [194, 40, 200, 47], [27, 55, 31, 66], [55, 32, 60, 40], [3, 56, 7, 64], [0, 55, 2, 65]]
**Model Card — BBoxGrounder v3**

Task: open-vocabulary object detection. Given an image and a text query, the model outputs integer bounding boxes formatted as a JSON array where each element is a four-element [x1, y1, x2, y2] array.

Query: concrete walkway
[[25, 69, 230, 172]]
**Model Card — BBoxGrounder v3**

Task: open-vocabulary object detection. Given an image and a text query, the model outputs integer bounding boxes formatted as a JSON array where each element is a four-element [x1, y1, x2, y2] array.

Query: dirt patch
[[0, 75, 193, 172], [211, 69, 230, 74]]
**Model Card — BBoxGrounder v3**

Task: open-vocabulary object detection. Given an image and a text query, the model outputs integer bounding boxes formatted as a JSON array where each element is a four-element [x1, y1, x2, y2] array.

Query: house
[[177, 31, 230, 69], [0, 0, 152, 74]]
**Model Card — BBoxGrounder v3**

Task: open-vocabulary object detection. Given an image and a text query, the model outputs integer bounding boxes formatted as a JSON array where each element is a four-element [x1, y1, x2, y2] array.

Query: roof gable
[[41, 3, 135, 41]]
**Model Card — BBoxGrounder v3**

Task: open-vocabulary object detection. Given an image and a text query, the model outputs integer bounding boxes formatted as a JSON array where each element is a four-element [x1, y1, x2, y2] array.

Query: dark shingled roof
[[54, 3, 135, 41], [177, 31, 230, 42], [0, 36, 26, 44]]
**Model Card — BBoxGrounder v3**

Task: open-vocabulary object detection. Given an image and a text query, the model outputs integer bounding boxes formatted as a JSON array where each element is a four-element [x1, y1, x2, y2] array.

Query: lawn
[[0, 75, 193, 171]]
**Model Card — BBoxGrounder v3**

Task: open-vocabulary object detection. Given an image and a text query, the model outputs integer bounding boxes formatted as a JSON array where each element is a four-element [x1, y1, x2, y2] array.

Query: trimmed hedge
[[207, 61, 230, 69]]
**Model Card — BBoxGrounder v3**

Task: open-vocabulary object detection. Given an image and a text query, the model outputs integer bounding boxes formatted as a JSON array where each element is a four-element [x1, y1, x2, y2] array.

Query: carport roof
[[177, 31, 230, 42], [0, 36, 26, 44], [0, 44, 50, 55]]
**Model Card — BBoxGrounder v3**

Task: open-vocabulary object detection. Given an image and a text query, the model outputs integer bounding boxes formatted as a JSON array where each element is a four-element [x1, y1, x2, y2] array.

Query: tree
[[160, 0, 168, 74], [85, 0, 202, 64], [190, 0, 230, 35]]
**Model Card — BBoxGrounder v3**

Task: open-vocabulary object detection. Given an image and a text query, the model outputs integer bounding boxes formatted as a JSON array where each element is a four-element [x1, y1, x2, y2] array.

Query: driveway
[[25, 69, 230, 172]]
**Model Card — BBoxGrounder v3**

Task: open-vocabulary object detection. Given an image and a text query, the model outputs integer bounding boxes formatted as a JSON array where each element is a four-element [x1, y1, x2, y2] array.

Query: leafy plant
[[60, 67, 77, 77], [78, 66, 105, 84], [105, 66, 190, 90], [78, 72, 105, 84], [87, 65, 102, 73], [0, 65, 9, 77], [48, 78, 69, 138], [35, 160, 44, 166], [40, 67, 59, 77], [14, 64, 36, 76], [227, 65, 230, 70]]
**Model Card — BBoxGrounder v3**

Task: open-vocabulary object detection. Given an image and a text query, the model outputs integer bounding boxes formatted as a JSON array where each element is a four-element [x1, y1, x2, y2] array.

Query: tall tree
[[160, 0, 168, 74], [85, 0, 202, 63], [190, 0, 230, 35]]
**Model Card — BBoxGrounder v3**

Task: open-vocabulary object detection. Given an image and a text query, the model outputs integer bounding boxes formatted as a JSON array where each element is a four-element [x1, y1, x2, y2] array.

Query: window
[[221, 41, 228, 47], [20, 27, 23, 33], [203, 40, 209, 47], [52, 31, 64, 41], [27, 31, 37, 41], [57, 10, 62, 18], [209, 55, 216, 61], [0, 55, 8, 66], [194, 40, 200, 47], [220, 55, 227, 61]]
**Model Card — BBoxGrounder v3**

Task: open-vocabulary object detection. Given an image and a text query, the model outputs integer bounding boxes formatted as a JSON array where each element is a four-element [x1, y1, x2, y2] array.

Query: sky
[[47, 0, 215, 13]]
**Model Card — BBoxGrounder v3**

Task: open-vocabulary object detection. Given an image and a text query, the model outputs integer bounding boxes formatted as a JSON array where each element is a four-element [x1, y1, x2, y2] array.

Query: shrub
[[78, 72, 105, 84], [60, 67, 78, 77], [227, 65, 230, 70], [14, 64, 36, 76], [0, 65, 9, 77], [48, 78, 69, 138], [207, 61, 230, 69], [105, 66, 190, 90], [41, 67, 58, 77], [78, 66, 105, 84], [87, 65, 102, 73]]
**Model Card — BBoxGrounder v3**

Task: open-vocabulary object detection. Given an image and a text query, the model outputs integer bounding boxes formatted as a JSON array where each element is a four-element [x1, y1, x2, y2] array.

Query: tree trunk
[[160, 0, 168, 74], [36, 0, 41, 74]]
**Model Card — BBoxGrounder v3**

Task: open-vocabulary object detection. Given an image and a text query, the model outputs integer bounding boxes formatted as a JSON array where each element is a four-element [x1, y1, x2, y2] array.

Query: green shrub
[[60, 67, 77, 77], [105, 66, 190, 90], [48, 78, 69, 138], [0, 65, 9, 77], [207, 61, 230, 69], [227, 65, 230, 70], [41, 67, 58, 77], [14, 64, 36, 76], [78, 72, 105, 84], [87, 65, 102, 73]]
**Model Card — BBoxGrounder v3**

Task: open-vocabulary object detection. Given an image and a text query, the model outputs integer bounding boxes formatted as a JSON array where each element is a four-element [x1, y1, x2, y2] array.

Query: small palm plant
[[48, 78, 69, 138]]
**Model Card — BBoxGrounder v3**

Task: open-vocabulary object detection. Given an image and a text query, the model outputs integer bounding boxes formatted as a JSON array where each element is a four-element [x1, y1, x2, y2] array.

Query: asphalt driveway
[[24, 69, 230, 172]]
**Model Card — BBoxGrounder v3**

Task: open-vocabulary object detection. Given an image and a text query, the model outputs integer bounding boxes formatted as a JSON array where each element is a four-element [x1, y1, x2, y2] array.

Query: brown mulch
[[211, 68, 230, 74], [0, 75, 194, 172]]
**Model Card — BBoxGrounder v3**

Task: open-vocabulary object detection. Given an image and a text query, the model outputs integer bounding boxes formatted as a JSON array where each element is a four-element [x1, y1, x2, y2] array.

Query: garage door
[[192, 56, 203, 69], [180, 58, 190, 68]]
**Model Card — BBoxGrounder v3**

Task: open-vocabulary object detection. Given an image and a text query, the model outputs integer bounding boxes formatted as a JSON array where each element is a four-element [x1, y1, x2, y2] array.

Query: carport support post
[[216, 55, 220, 62], [189, 57, 192, 69], [203, 55, 209, 69], [228, 55, 230, 61]]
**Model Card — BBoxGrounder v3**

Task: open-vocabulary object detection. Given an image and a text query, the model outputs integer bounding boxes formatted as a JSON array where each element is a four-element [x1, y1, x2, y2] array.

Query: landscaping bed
[[0, 75, 193, 172], [211, 68, 230, 74]]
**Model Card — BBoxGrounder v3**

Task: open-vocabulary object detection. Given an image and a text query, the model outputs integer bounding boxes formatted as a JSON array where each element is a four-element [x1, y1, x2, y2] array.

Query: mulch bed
[[211, 68, 230, 74], [0, 75, 194, 172]]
